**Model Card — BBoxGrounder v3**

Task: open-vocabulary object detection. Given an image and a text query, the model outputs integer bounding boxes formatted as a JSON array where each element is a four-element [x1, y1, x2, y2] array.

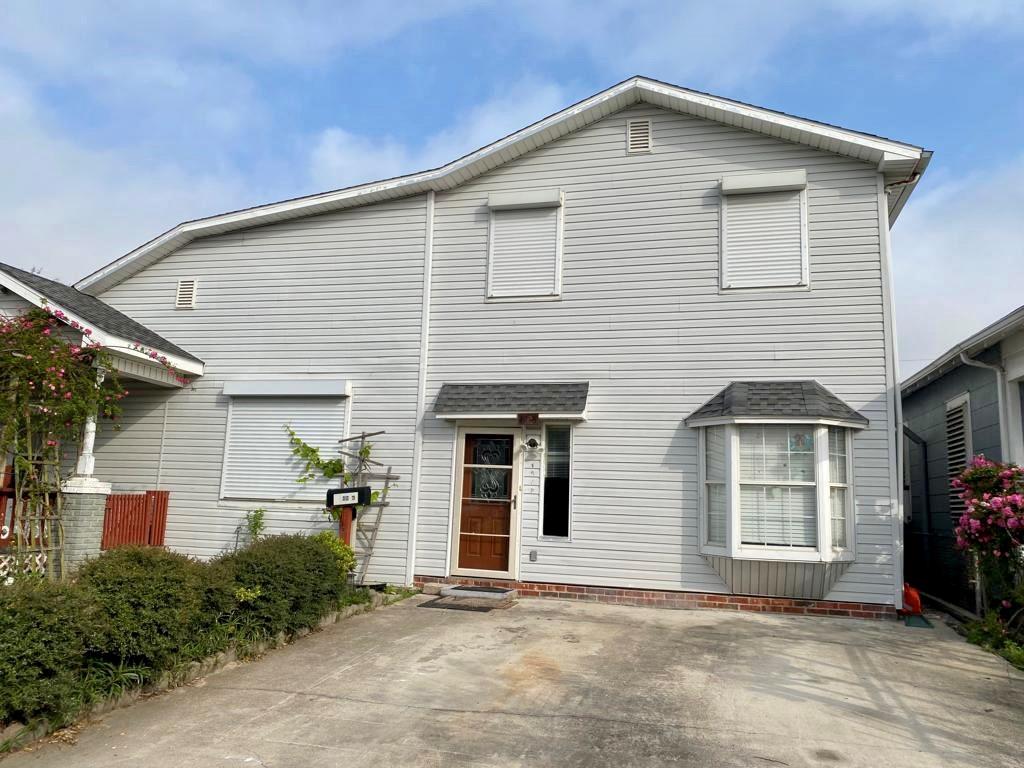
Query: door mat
[[418, 596, 515, 613], [904, 614, 933, 628]]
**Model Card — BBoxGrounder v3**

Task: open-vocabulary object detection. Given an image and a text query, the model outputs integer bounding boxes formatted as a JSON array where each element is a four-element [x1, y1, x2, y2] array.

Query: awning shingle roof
[[434, 382, 589, 417], [0, 262, 202, 363], [685, 381, 868, 427]]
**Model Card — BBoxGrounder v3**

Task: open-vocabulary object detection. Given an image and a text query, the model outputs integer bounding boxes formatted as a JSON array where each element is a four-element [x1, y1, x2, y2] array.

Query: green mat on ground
[[904, 614, 933, 628]]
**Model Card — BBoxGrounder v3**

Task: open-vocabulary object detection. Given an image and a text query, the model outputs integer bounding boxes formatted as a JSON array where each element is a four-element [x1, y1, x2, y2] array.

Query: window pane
[[740, 484, 817, 547], [830, 486, 848, 549], [739, 425, 815, 483], [707, 482, 726, 546], [542, 425, 571, 537], [828, 427, 848, 484], [705, 426, 726, 483]]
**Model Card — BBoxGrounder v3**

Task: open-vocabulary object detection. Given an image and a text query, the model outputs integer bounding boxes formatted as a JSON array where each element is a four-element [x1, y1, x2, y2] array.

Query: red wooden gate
[[101, 491, 169, 549]]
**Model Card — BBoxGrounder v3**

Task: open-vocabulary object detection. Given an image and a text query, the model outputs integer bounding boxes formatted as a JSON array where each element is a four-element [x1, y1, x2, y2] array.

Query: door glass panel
[[465, 437, 513, 466]]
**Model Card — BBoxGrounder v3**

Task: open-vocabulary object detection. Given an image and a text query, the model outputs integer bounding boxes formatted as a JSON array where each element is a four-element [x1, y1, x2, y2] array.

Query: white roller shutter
[[488, 207, 561, 298], [221, 396, 346, 501], [722, 189, 807, 289]]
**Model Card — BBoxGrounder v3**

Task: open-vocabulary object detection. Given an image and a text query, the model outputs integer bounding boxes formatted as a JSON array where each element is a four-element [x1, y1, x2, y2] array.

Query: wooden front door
[[455, 432, 517, 575]]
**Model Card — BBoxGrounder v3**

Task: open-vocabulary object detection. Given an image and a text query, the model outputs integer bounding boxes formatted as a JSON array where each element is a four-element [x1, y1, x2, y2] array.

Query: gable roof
[[76, 76, 930, 296], [901, 303, 1024, 396], [684, 380, 868, 428], [0, 262, 203, 369]]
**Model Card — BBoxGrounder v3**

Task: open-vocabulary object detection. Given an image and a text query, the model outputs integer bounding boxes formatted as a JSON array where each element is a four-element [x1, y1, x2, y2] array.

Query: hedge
[[0, 533, 361, 739]]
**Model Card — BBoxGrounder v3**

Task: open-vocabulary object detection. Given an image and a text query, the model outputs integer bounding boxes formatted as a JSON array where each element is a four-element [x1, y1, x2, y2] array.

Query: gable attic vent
[[175, 279, 197, 309], [626, 119, 652, 154]]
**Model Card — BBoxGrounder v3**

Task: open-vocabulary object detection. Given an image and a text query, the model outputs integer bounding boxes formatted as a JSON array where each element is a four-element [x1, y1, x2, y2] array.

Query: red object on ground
[[901, 583, 923, 615]]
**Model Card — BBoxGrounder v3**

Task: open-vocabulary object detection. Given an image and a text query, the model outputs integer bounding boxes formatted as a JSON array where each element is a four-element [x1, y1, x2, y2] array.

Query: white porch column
[[62, 369, 111, 571]]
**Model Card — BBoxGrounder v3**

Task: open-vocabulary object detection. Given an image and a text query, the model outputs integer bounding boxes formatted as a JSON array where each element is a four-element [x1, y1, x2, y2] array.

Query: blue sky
[[0, 1, 1021, 375]]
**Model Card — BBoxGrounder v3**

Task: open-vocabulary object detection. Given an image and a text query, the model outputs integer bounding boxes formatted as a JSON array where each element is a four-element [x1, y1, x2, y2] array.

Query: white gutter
[[959, 351, 1010, 458]]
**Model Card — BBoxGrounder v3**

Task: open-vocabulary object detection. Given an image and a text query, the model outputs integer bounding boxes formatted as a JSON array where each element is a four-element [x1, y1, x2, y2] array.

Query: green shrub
[[312, 530, 356, 577], [76, 547, 224, 670], [215, 534, 349, 637], [0, 580, 100, 726]]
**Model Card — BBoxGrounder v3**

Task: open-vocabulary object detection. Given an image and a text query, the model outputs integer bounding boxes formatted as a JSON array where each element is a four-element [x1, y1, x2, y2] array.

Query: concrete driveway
[[9, 596, 1023, 767]]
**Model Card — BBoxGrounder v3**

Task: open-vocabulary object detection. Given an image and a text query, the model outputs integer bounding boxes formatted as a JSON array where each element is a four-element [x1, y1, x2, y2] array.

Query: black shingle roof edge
[[0, 262, 202, 364], [684, 380, 868, 427]]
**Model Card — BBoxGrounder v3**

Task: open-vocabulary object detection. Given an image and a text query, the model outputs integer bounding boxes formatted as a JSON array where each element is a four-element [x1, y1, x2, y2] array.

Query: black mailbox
[[326, 486, 372, 508]]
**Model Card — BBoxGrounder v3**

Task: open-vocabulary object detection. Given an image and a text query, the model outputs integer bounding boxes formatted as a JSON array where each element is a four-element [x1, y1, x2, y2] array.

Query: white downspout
[[959, 351, 1010, 460], [405, 190, 435, 585]]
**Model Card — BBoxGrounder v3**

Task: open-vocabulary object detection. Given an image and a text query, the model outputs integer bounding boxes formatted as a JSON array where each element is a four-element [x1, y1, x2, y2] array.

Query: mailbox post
[[326, 486, 372, 547]]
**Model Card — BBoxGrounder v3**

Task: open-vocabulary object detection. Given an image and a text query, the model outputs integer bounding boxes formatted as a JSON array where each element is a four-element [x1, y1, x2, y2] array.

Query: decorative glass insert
[[469, 438, 512, 466], [469, 467, 511, 500]]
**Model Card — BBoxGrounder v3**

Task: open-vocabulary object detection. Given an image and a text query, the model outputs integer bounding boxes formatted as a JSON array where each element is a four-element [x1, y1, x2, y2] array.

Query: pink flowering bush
[[953, 456, 1024, 559], [954, 455, 1024, 666], [0, 307, 126, 562]]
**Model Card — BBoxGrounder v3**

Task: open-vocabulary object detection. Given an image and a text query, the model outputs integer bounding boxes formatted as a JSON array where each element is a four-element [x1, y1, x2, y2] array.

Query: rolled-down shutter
[[722, 190, 806, 289], [489, 207, 560, 298], [222, 396, 346, 501]]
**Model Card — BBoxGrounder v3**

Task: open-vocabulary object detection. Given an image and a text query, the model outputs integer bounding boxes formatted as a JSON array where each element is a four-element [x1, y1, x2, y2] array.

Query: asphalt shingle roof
[[0, 262, 202, 363], [434, 382, 589, 415], [685, 381, 868, 426]]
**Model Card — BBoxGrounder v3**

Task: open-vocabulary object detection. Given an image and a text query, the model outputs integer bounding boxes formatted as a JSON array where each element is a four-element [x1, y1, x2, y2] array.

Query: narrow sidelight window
[[542, 424, 571, 537]]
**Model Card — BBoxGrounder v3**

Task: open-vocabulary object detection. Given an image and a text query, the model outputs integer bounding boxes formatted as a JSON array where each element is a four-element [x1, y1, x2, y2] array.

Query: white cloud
[[514, 0, 1024, 88], [892, 159, 1024, 377], [309, 80, 569, 189], [0, 68, 256, 283]]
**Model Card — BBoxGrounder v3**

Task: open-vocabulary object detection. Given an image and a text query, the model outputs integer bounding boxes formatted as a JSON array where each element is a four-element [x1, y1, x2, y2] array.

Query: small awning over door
[[433, 382, 589, 421]]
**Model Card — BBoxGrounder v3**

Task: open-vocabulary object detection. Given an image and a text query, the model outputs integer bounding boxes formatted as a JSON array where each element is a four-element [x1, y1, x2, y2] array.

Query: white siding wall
[[91, 102, 899, 604], [417, 104, 897, 603], [0, 292, 31, 317], [95, 196, 428, 580]]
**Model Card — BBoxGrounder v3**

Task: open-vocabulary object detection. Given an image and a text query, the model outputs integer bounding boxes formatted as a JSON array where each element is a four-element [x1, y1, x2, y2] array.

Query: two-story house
[[4, 77, 930, 615]]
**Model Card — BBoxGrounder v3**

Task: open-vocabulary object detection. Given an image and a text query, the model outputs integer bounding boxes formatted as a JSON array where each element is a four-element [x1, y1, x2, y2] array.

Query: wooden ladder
[[337, 432, 399, 585]]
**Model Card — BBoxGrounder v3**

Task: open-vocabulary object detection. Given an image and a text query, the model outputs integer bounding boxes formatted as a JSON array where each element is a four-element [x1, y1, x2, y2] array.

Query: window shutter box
[[489, 207, 560, 298], [722, 190, 806, 289], [175, 279, 197, 308], [221, 397, 346, 501]]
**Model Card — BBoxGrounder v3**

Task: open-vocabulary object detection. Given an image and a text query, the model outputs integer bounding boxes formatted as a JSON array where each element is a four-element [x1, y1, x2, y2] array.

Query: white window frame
[[698, 422, 856, 562], [538, 422, 573, 541], [485, 203, 564, 302], [719, 187, 810, 293]]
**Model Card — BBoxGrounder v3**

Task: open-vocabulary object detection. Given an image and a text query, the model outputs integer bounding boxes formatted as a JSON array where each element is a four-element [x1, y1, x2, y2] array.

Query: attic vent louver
[[626, 119, 652, 154], [175, 279, 197, 309]]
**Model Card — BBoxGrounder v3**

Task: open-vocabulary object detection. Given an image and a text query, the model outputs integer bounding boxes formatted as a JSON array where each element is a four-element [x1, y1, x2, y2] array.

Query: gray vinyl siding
[[902, 345, 1002, 609], [94, 196, 428, 580], [417, 104, 898, 603], [0, 293, 31, 316]]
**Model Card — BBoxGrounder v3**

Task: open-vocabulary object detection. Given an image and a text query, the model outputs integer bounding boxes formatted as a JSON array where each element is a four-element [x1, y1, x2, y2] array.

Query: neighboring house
[[5, 77, 931, 614], [901, 305, 1024, 613]]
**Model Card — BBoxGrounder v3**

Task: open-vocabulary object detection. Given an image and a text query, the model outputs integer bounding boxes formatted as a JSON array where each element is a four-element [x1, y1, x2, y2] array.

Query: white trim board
[[76, 76, 929, 295]]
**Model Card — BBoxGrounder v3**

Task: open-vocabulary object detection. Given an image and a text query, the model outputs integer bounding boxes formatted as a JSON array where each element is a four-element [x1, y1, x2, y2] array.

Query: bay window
[[699, 422, 855, 561]]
